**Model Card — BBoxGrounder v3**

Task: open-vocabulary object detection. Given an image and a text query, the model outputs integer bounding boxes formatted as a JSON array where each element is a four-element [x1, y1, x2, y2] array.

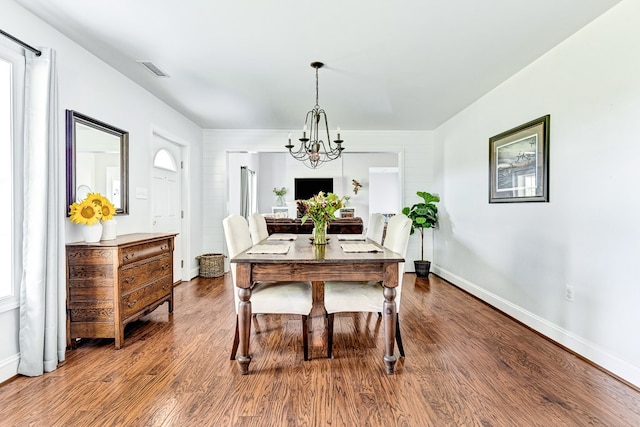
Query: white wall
[[369, 167, 401, 216], [433, 0, 640, 387], [1, 1, 203, 383], [202, 129, 434, 268]]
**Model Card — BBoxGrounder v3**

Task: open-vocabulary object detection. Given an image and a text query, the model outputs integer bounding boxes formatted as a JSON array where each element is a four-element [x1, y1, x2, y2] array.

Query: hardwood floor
[[1, 273, 639, 426]]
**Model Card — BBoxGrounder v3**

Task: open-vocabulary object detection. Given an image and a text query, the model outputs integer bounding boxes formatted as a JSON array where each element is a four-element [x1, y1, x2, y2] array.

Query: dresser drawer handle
[[127, 299, 138, 308], [124, 276, 136, 284], [161, 244, 168, 251], [162, 284, 170, 291], [161, 263, 170, 270], [124, 253, 135, 260]]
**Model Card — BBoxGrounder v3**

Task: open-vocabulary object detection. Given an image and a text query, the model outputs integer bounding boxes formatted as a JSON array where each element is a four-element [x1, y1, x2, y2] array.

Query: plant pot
[[414, 260, 431, 278], [101, 218, 118, 240], [82, 222, 103, 243]]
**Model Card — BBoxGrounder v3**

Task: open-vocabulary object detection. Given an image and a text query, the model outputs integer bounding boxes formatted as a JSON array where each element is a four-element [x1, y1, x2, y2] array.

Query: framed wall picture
[[340, 208, 355, 218], [489, 115, 550, 203]]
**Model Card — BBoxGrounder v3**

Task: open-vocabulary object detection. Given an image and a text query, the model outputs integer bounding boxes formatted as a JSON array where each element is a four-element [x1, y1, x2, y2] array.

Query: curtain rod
[[0, 29, 41, 57]]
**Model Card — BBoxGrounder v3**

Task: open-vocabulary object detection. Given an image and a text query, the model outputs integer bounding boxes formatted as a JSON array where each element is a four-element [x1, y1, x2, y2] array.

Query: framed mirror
[[66, 110, 129, 215]]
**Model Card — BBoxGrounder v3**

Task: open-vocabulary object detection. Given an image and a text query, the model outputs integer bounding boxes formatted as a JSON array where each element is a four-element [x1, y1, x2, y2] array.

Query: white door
[[152, 135, 182, 282]]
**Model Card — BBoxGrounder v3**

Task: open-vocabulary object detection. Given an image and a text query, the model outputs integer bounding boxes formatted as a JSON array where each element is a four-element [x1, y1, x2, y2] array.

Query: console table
[[265, 217, 363, 235], [66, 232, 177, 349]]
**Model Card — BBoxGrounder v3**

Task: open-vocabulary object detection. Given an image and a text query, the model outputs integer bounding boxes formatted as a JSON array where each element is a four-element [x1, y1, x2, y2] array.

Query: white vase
[[82, 222, 103, 243], [101, 218, 118, 240]]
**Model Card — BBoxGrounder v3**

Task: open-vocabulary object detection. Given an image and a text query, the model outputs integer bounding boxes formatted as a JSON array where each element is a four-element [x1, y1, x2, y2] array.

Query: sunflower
[[69, 199, 103, 225], [84, 192, 116, 221], [97, 195, 116, 221]]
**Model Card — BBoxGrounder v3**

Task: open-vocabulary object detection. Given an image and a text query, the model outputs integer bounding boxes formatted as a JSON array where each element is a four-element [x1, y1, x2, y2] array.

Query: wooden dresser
[[66, 233, 178, 349]]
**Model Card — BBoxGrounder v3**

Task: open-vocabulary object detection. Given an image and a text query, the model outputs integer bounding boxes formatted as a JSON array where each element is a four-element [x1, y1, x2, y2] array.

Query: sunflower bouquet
[[69, 193, 116, 225]]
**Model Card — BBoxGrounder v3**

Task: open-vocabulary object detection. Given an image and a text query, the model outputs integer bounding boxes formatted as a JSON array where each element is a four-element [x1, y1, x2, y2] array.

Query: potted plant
[[402, 191, 440, 278], [273, 187, 287, 206]]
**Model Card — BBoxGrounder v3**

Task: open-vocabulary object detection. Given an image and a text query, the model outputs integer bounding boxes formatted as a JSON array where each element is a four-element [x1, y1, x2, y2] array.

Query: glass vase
[[276, 195, 286, 206], [313, 221, 327, 245]]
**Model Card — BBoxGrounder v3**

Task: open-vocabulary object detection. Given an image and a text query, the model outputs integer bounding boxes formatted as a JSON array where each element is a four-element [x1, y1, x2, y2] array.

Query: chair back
[[248, 213, 269, 244], [382, 214, 412, 312], [223, 215, 253, 312], [366, 213, 386, 245]]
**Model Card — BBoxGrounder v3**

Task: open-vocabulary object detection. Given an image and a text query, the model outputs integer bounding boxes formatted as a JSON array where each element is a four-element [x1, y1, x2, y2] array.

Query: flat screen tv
[[294, 178, 333, 200]]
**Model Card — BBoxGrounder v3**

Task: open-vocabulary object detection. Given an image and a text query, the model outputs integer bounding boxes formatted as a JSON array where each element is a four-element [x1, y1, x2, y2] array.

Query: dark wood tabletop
[[231, 234, 404, 265]]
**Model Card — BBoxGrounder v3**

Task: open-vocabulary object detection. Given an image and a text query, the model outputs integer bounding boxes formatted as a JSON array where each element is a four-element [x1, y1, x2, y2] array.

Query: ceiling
[[15, 0, 621, 131]]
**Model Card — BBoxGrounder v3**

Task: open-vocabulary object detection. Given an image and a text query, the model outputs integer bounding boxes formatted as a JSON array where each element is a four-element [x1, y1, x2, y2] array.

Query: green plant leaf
[[401, 191, 440, 260]]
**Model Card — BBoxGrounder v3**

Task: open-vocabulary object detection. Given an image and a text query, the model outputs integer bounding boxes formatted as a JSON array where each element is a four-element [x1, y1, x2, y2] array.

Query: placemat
[[247, 244, 290, 254], [340, 243, 382, 253], [336, 234, 366, 241], [267, 233, 298, 241]]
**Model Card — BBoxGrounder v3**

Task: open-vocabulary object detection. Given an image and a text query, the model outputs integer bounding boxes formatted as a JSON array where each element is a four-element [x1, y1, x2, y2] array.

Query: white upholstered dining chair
[[323, 214, 412, 358], [248, 213, 269, 244], [366, 212, 386, 245], [223, 214, 313, 360]]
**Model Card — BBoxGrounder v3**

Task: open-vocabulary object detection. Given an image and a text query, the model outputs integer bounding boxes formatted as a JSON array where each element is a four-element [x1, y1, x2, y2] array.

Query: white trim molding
[[0, 353, 19, 384], [432, 265, 640, 389]]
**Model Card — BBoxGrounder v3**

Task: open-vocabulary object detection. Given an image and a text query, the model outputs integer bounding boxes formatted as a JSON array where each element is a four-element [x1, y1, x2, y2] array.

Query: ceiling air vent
[[136, 60, 170, 77]]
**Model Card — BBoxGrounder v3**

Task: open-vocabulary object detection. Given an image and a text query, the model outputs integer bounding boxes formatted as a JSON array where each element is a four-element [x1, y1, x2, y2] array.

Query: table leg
[[383, 285, 397, 374], [237, 286, 252, 374]]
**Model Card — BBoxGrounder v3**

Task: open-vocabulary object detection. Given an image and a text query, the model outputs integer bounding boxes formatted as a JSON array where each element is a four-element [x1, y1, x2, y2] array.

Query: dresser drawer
[[121, 239, 171, 266], [121, 276, 172, 319], [120, 254, 172, 294], [67, 247, 113, 266]]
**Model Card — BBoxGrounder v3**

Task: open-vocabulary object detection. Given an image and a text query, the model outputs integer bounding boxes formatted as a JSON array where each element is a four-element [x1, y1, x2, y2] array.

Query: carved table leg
[[237, 286, 252, 374], [383, 285, 397, 374]]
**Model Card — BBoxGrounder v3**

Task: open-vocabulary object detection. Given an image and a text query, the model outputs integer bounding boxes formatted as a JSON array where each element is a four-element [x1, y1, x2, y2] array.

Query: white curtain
[[240, 166, 254, 218], [17, 48, 65, 376]]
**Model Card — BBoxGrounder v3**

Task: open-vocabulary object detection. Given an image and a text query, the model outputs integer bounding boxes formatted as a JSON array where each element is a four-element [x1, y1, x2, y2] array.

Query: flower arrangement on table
[[69, 192, 116, 225], [299, 192, 343, 245]]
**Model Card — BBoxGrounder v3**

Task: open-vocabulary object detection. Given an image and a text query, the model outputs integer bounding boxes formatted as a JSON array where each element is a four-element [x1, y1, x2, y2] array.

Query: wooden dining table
[[230, 234, 405, 374]]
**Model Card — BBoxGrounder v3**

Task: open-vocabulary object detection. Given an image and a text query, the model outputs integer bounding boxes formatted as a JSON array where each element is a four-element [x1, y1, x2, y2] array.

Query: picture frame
[[489, 115, 550, 203], [340, 208, 355, 219]]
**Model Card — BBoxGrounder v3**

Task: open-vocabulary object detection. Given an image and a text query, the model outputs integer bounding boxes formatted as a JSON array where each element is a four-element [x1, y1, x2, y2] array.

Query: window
[[153, 148, 177, 172], [0, 43, 24, 311]]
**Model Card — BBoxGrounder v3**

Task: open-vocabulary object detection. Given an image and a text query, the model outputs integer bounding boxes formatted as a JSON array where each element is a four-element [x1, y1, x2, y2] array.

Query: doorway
[[152, 133, 183, 282]]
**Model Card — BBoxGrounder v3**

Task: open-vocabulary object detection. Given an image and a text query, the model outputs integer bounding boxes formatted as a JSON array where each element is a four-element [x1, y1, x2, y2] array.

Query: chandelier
[[285, 61, 344, 169]]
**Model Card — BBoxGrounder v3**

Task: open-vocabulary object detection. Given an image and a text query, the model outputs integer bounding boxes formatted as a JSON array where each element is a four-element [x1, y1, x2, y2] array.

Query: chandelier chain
[[315, 66, 320, 109]]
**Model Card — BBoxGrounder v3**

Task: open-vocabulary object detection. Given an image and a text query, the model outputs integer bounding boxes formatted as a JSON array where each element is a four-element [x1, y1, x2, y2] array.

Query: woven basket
[[196, 253, 226, 278]]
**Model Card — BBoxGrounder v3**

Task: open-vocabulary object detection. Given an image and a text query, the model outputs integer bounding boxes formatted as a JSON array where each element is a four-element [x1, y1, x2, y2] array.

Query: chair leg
[[302, 315, 309, 361], [230, 315, 240, 360], [327, 313, 335, 359], [396, 314, 405, 358]]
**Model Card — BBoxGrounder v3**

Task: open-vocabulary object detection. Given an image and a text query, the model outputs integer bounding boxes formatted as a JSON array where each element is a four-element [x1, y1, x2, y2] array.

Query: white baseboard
[[0, 353, 19, 384], [432, 265, 640, 389]]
